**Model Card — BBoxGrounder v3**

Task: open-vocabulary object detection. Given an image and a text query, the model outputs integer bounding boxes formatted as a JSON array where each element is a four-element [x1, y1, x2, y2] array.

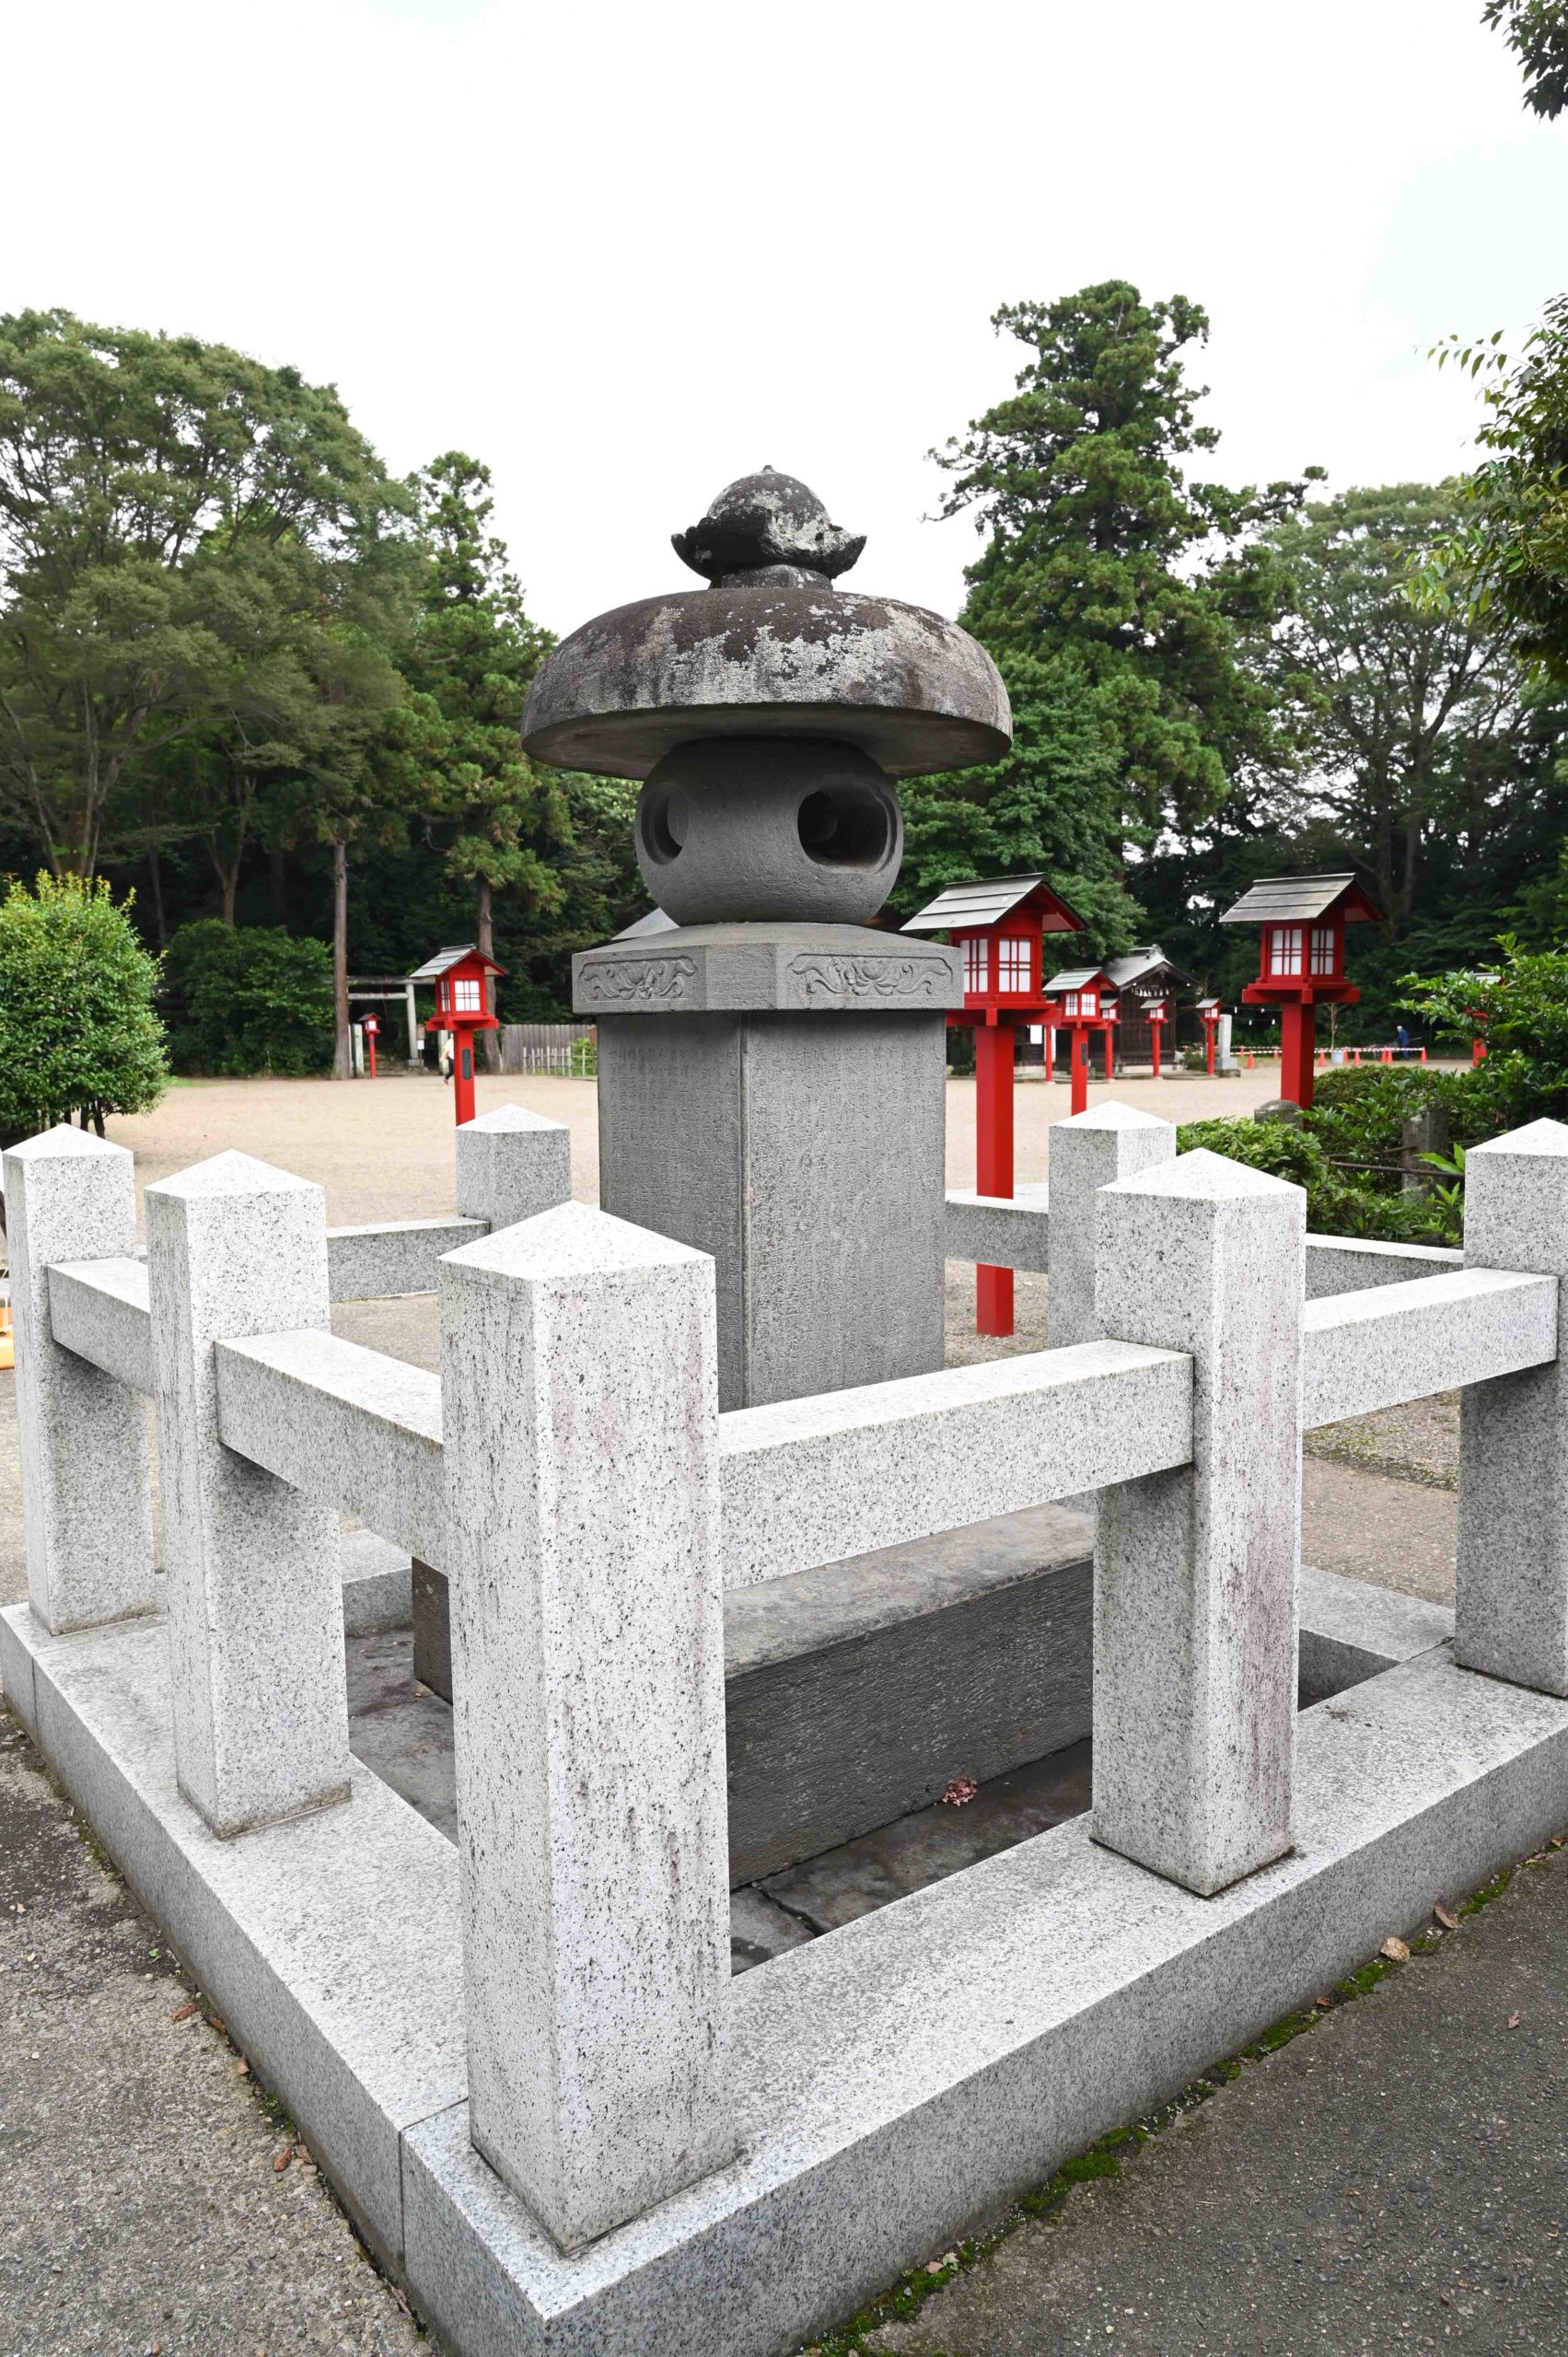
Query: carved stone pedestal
[[575, 922, 961, 1408]]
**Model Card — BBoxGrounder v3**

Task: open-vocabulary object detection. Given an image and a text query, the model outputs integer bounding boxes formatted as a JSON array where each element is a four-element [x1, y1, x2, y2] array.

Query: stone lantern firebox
[[522, 469, 1012, 1409]]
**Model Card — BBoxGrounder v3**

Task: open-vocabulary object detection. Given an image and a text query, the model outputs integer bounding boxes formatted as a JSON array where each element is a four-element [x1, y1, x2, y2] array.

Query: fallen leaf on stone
[[1379, 1936, 1411, 1964], [1551, 1835, 1563, 1850], [204, 2014, 227, 2039], [272, 2146, 292, 2173], [1313, 1994, 1332, 2009], [941, 1776, 978, 1807], [1508, 2013, 1522, 2029], [233, 2057, 250, 2076], [170, 2000, 198, 2022], [1434, 1902, 1458, 1931]]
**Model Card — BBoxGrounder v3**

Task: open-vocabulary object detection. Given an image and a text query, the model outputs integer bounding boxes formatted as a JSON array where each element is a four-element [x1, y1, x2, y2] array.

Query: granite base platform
[[6, 1562, 1551, 2357]]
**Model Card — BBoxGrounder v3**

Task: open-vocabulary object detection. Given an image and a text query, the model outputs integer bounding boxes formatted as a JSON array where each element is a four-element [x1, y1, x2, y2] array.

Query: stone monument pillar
[[522, 470, 1012, 1409]]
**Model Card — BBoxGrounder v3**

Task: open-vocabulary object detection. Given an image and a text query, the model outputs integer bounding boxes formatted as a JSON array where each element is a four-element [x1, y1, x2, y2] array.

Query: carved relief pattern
[[578, 955, 697, 1004], [787, 954, 945, 1003]]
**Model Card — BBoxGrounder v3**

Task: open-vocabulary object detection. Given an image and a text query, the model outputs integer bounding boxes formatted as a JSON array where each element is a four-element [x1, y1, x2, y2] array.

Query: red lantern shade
[[1218, 875, 1384, 1109]]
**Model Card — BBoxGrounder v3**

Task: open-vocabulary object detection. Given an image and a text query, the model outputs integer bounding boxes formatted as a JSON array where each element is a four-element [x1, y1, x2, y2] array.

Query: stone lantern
[[522, 468, 1012, 1408]]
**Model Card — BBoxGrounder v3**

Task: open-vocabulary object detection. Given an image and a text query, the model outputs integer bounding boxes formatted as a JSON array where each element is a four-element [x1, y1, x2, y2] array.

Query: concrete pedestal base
[[575, 923, 961, 1408]]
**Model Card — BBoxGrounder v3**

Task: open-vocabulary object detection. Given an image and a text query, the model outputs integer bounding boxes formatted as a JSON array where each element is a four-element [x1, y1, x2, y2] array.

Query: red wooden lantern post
[[1042, 965, 1118, 1116], [1469, 972, 1499, 1066], [412, 944, 505, 1126], [1195, 996, 1223, 1075], [903, 876, 1086, 1338], [363, 1013, 379, 1079], [1218, 875, 1384, 1110]]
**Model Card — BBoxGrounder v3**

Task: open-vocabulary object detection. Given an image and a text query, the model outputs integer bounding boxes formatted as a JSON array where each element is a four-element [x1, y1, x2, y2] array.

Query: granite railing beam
[[1094, 1149, 1305, 1897], [146, 1152, 351, 1840], [1457, 1120, 1568, 1696], [717, 1340, 1192, 1589], [3, 1127, 156, 1634], [943, 1181, 1465, 1302], [46, 1255, 154, 1396], [943, 1185, 1051, 1271], [1302, 1266, 1557, 1432], [1301, 1233, 1465, 1298], [215, 1332, 444, 1571], [326, 1219, 488, 1304]]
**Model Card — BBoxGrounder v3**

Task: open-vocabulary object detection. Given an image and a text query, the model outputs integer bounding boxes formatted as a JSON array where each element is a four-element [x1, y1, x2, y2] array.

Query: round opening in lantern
[[796, 783, 892, 870]]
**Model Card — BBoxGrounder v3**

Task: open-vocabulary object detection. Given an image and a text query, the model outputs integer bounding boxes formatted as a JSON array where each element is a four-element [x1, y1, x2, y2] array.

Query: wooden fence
[[498, 1022, 597, 1076]]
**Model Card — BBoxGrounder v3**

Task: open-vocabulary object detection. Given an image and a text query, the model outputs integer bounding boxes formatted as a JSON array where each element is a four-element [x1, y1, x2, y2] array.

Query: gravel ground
[[0, 1714, 427, 2357]]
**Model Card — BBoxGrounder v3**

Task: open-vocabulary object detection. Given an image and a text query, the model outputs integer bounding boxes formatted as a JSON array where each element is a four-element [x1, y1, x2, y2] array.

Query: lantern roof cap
[[1044, 963, 1113, 994], [408, 943, 507, 982], [901, 874, 1086, 935], [1104, 945, 1195, 993], [1218, 873, 1385, 926], [521, 470, 1012, 784]]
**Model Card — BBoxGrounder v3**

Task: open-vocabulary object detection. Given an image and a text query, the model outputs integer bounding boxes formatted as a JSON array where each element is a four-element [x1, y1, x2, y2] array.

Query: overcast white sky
[[8, 0, 1565, 634]]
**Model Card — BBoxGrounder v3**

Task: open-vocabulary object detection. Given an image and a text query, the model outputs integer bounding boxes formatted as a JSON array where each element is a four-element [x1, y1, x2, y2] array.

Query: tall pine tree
[[405, 453, 568, 1064], [933, 283, 1308, 849]]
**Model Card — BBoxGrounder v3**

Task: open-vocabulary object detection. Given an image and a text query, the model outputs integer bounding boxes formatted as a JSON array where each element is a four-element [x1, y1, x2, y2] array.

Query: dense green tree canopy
[[0, 308, 411, 879], [895, 650, 1141, 955], [933, 283, 1309, 841], [404, 452, 568, 956], [1484, 0, 1568, 116], [1262, 482, 1556, 922], [1419, 300, 1568, 690]]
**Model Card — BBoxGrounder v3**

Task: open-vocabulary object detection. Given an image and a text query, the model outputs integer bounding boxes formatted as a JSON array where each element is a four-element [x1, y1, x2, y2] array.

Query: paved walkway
[[856, 1837, 1568, 2355]]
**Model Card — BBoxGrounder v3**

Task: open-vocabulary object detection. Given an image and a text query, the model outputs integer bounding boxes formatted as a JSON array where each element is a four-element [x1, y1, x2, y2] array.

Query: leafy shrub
[[1175, 1115, 1453, 1244], [161, 921, 333, 1076], [0, 872, 168, 1144]]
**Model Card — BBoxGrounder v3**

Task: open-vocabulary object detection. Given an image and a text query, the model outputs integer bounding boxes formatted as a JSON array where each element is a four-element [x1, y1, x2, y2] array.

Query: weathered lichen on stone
[[670, 467, 865, 586]]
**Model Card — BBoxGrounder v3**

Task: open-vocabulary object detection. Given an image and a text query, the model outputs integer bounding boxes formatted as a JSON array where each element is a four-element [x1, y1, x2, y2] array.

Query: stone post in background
[[4, 1126, 155, 1633], [524, 469, 1012, 1409], [1045, 1103, 1176, 1350], [1456, 1119, 1568, 1694], [146, 1151, 350, 1838], [1092, 1149, 1305, 1895], [439, 1201, 732, 2249], [453, 1100, 573, 1229]]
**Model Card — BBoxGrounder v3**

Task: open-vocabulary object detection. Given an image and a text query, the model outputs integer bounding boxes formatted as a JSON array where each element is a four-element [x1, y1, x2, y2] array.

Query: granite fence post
[[453, 1102, 572, 1230], [145, 1151, 350, 1838], [1046, 1103, 1176, 1349], [438, 1200, 732, 2251], [4, 1126, 155, 1634], [1092, 1148, 1305, 1895], [1456, 1118, 1568, 1694]]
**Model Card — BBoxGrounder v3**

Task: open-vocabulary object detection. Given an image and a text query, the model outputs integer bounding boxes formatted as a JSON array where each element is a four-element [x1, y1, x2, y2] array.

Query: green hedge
[[1175, 1114, 1454, 1244], [161, 922, 334, 1076]]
